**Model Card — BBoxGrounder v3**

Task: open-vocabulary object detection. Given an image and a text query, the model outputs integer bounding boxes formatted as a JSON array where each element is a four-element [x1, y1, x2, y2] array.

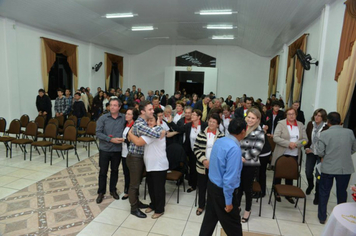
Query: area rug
[[0, 154, 122, 236], [221, 229, 278, 236]]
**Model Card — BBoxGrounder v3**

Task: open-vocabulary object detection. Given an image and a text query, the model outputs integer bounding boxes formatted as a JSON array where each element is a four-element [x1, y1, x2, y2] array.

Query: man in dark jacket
[[194, 95, 211, 122], [36, 88, 52, 126], [234, 97, 253, 119], [167, 91, 181, 109], [72, 92, 86, 126], [265, 101, 285, 135], [159, 89, 167, 106]]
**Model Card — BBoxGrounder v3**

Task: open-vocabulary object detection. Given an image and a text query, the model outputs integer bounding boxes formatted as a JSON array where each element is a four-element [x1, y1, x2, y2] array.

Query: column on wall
[[268, 55, 279, 98]]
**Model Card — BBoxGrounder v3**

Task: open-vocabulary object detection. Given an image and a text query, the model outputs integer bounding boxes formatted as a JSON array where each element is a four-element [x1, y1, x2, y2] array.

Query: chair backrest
[[7, 119, 21, 135], [63, 125, 77, 142], [86, 121, 96, 136], [35, 116, 45, 129], [63, 120, 75, 130], [79, 117, 90, 129], [20, 114, 30, 128], [274, 155, 299, 180], [44, 123, 58, 139], [86, 112, 91, 119], [23, 121, 38, 137], [166, 143, 187, 171], [55, 115, 65, 127], [48, 118, 59, 126], [67, 115, 77, 126], [0, 117, 6, 134]]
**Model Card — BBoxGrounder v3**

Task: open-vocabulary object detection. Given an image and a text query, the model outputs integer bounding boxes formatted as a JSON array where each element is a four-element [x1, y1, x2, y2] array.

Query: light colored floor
[[0, 143, 339, 236]]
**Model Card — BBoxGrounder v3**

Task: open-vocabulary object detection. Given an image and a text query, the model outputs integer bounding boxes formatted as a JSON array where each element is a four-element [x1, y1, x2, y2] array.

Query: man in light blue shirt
[[199, 118, 246, 236]]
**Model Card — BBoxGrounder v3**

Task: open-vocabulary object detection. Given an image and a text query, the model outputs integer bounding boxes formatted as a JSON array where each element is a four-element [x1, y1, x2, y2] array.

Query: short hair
[[57, 88, 64, 93], [327, 112, 341, 125], [228, 118, 246, 135], [174, 91, 181, 95], [176, 100, 185, 107], [208, 113, 221, 125], [109, 97, 122, 106], [184, 106, 193, 112], [132, 85, 136, 88], [312, 108, 327, 122], [154, 107, 164, 114], [271, 94, 276, 97], [105, 102, 110, 107], [271, 101, 281, 107], [152, 96, 159, 102], [38, 89, 45, 93], [193, 109, 202, 117], [164, 105, 173, 111], [160, 89, 165, 94], [209, 107, 223, 116], [139, 100, 151, 114], [222, 105, 231, 111], [74, 92, 81, 96], [126, 107, 139, 121], [293, 101, 300, 104], [245, 97, 253, 102], [285, 107, 298, 117]]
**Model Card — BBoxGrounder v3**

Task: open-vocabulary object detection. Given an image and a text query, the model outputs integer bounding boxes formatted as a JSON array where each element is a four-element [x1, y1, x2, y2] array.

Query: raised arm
[[128, 129, 147, 146]]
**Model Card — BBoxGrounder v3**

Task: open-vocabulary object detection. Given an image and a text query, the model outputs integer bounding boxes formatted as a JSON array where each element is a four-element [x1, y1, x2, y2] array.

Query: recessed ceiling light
[[212, 35, 234, 40], [196, 10, 237, 15], [132, 26, 155, 31], [205, 25, 235, 29], [144, 37, 170, 40], [104, 13, 137, 18]]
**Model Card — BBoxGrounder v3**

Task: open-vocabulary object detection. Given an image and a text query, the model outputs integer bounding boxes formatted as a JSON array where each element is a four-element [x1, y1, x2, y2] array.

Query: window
[[48, 54, 73, 100]]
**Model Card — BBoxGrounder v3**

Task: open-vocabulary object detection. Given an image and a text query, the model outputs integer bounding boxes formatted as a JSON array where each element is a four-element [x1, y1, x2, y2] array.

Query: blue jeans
[[318, 173, 351, 221]]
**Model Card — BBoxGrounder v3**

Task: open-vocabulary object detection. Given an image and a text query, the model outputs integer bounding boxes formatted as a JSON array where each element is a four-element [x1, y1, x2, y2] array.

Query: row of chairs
[[0, 116, 98, 167]]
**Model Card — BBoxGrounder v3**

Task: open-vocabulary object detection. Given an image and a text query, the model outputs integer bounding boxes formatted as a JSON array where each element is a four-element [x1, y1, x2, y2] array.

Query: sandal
[[241, 211, 251, 223], [187, 187, 196, 193], [196, 208, 204, 216]]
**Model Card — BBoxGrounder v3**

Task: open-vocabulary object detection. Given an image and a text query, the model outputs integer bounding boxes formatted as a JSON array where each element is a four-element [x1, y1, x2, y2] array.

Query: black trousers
[[257, 155, 270, 196], [236, 166, 257, 211], [199, 181, 242, 236], [274, 155, 298, 186], [197, 170, 209, 209], [122, 157, 130, 194], [97, 150, 121, 194], [147, 170, 167, 214], [187, 151, 198, 189], [126, 153, 144, 211]]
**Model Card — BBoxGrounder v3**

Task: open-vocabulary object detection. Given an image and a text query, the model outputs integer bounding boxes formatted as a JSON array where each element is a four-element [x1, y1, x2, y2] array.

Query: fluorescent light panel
[[197, 10, 237, 15], [105, 13, 136, 18], [132, 26, 154, 31], [206, 25, 235, 29], [212, 35, 234, 40], [144, 37, 169, 40]]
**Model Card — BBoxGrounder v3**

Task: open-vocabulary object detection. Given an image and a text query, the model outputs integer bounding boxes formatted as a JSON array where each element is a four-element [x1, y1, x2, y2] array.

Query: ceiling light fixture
[[104, 13, 137, 18], [196, 10, 237, 15], [212, 35, 234, 40], [132, 26, 155, 31], [205, 25, 235, 29]]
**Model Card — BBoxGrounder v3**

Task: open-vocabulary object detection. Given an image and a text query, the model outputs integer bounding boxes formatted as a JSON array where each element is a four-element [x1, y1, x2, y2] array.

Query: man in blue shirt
[[199, 118, 246, 236]]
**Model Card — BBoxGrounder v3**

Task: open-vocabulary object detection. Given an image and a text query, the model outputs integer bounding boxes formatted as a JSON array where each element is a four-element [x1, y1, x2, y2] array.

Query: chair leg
[[88, 142, 90, 157], [50, 148, 53, 165], [303, 198, 306, 223], [35, 146, 40, 155], [183, 175, 185, 192], [268, 186, 273, 204], [273, 194, 277, 219], [23, 145, 26, 160], [94, 140, 99, 149], [66, 150, 69, 167], [75, 147, 80, 161], [30, 145, 32, 161], [259, 195, 262, 217], [177, 182, 180, 204], [44, 148, 47, 163], [10, 142, 12, 158], [295, 198, 299, 208]]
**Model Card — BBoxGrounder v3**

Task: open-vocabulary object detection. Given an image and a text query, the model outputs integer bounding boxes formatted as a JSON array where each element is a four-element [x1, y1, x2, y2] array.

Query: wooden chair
[[67, 115, 78, 127], [0, 117, 6, 136], [268, 155, 306, 223], [77, 116, 90, 136], [58, 119, 75, 135], [55, 115, 65, 128], [0, 118, 13, 157], [48, 118, 59, 126], [0, 119, 22, 157], [51, 125, 80, 167], [35, 115, 45, 134], [30, 123, 57, 163], [19, 114, 30, 133], [11, 122, 37, 160], [252, 181, 263, 217], [77, 121, 98, 156]]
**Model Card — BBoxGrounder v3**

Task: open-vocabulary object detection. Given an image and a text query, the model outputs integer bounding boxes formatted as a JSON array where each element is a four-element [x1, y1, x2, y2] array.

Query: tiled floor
[[0, 143, 342, 236]]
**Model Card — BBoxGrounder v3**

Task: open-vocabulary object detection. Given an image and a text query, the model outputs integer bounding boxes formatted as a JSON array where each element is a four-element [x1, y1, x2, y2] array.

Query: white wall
[[129, 45, 270, 99], [0, 16, 128, 122]]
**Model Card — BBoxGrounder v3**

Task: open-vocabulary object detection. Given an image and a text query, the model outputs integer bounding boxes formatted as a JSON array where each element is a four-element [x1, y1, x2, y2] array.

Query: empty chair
[[35, 115, 45, 134], [48, 118, 59, 126], [55, 115, 65, 128], [0, 117, 6, 136], [268, 155, 306, 223], [51, 125, 80, 167], [67, 115, 78, 127], [11, 122, 38, 160], [30, 123, 57, 163], [0, 119, 22, 157], [58, 119, 75, 135], [19, 114, 30, 133], [77, 116, 90, 136], [77, 121, 98, 156]]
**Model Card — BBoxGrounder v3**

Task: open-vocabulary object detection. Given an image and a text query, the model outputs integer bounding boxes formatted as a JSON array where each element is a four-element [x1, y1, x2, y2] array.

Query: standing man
[[234, 97, 252, 119], [130, 85, 138, 99], [199, 118, 246, 236], [146, 90, 154, 102], [54, 88, 69, 118], [72, 93, 86, 126], [127, 101, 165, 218], [159, 89, 166, 106], [95, 98, 126, 204], [194, 95, 211, 122], [316, 112, 356, 224], [36, 88, 52, 126], [168, 91, 181, 110]]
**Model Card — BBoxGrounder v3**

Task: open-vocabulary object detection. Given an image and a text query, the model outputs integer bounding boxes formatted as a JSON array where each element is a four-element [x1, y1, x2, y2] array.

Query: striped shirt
[[128, 117, 163, 155]]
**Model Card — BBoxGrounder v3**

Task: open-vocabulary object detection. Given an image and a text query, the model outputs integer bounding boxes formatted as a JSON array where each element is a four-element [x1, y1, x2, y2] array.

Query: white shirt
[[284, 125, 299, 156], [142, 136, 169, 172], [121, 126, 130, 158], [161, 121, 170, 131], [220, 115, 231, 135], [206, 132, 215, 160], [173, 112, 183, 124], [190, 125, 201, 151]]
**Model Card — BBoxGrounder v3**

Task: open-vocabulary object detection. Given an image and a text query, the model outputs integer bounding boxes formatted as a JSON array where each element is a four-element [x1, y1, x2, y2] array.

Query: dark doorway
[[109, 62, 120, 89], [345, 84, 356, 137], [175, 71, 204, 97], [48, 54, 73, 100]]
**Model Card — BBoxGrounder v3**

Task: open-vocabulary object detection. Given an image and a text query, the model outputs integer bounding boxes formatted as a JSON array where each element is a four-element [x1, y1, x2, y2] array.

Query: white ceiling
[[0, 0, 337, 57]]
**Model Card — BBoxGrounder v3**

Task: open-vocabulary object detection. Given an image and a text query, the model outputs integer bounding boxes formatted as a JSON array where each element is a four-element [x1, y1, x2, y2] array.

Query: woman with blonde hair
[[236, 108, 265, 223]]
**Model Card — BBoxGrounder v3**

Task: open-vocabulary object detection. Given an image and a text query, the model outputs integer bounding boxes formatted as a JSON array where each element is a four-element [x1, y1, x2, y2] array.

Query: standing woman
[[272, 107, 308, 203], [304, 108, 328, 204], [128, 114, 168, 219], [91, 90, 104, 120], [194, 113, 225, 215], [121, 107, 139, 200], [191, 93, 198, 108], [236, 108, 265, 223], [167, 109, 208, 193], [102, 92, 109, 109]]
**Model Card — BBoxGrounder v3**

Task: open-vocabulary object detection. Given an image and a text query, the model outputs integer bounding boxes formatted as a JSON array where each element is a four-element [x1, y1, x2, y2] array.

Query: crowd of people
[[36, 84, 356, 234]]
